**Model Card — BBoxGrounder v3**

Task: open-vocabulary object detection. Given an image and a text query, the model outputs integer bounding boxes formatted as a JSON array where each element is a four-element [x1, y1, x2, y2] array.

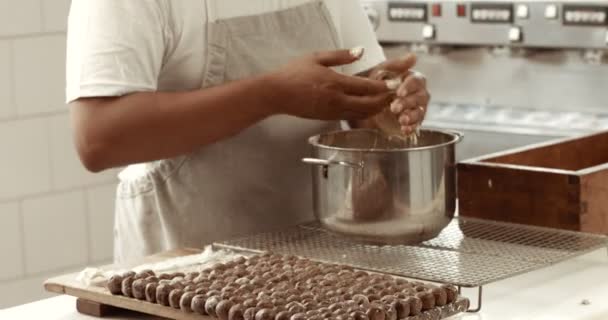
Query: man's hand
[[363, 54, 430, 135], [270, 49, 393, 121]]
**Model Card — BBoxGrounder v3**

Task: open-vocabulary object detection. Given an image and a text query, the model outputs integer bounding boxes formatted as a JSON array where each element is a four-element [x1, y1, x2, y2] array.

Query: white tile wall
[[0, 42, 12, 119], [41, 0, 71, 32], [22, 191, 88, 274], [0, 274, 56, 309], [86, 185, 117, 263], [49, 114, 119, 190], [0, 203, 24, 281], [0, 0, 42, 37], [0, 0, 124, 309], [0, 118, 52, 200], [14, 35, 66, 116]]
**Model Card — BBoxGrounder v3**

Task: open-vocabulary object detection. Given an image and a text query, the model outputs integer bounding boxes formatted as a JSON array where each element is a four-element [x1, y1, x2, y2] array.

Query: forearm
[[72, 74, 278, 172]]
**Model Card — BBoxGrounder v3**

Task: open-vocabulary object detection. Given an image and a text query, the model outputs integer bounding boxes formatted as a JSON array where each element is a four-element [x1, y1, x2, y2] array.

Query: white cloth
[[66, 0, 385, 103]]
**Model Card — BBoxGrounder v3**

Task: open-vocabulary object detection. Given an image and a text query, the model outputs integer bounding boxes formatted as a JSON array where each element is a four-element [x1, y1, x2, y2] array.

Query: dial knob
[[363, 5, 380, 30]]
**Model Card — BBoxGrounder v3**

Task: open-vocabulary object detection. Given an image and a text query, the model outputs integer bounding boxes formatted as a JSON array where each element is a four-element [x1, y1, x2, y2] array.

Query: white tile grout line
[[0, 109, 68, 124], [39, 0, 46, 35], [0, 107, 69, 124], [0, 260, 112, 286], [82, 188, 93, 264], [16, 200, 27, 281], [0, 192, 114, 285], [46, 115, 56, 195], [0, 180, 119, 205], [0, 31, 66, 41], [7, 38, 16, 118]]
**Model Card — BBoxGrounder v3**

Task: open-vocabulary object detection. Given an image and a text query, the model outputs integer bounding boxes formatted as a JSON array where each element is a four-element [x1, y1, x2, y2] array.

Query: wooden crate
[[457, 131, 608, 234]]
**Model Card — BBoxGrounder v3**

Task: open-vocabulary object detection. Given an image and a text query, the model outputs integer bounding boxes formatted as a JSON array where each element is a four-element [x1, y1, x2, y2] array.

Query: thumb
[[379, 53, 417, 74], [312, 46, 365, 67]]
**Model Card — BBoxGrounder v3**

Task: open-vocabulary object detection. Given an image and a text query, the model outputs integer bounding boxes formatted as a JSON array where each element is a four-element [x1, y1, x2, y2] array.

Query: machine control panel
[[563, 5, 607, 26], [364, 0, 608, 49], [388, 2, 427, 22], [471, 3, 513, 23]]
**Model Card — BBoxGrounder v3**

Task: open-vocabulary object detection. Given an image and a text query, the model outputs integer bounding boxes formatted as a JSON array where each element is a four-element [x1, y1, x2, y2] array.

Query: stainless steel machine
[[361, 0, 608, 161]]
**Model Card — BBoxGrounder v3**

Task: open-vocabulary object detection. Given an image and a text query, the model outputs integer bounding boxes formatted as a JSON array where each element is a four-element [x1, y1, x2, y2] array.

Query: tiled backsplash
[[14, 36, 67, 116], [0, 0, 43, 37], [0, 42, 10, 119], [0, 0, 119, 308]]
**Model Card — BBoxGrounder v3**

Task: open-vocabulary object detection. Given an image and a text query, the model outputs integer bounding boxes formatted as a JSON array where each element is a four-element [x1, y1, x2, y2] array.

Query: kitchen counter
[[3, 249, 607, 320]]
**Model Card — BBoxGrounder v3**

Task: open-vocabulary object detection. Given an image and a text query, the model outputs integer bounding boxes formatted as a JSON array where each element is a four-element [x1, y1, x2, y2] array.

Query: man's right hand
[[269, 48, 393, 121]]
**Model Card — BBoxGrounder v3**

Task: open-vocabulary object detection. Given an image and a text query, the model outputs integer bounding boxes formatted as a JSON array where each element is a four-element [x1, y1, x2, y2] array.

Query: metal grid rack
[[214, 217, 608, 312]]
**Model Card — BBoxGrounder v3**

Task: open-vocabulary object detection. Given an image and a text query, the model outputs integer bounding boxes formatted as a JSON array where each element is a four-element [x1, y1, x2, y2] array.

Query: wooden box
[[457, 131, 608, 235]]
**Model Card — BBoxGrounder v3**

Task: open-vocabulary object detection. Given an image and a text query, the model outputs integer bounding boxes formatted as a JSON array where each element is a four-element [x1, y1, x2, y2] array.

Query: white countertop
[[3, 249, 607, 320]]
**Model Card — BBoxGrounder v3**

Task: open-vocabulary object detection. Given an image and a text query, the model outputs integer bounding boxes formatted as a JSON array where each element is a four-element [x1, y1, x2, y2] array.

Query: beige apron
[[114, 0, 341, 263]]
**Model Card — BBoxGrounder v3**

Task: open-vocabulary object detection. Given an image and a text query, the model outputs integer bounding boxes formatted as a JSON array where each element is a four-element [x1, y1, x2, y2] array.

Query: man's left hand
[[365, 54, 430, 135]]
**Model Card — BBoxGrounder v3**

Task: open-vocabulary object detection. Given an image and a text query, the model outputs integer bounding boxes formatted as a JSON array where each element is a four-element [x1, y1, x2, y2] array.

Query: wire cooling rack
[[214, 217, 608, 311]]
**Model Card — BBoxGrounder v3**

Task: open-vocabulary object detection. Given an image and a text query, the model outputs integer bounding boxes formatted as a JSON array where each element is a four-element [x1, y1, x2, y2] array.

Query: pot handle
[[301, 158, 364, 169]]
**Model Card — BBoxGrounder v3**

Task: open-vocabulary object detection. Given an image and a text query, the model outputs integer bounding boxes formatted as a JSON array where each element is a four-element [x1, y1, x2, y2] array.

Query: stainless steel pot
[[303, 128, 463, 245]]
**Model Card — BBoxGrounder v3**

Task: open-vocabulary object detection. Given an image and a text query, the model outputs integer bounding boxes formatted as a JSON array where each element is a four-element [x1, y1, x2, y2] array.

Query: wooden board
[[44, 248, 213, 320], [76, 298, 121, 317], [458, 131, 608, 234]]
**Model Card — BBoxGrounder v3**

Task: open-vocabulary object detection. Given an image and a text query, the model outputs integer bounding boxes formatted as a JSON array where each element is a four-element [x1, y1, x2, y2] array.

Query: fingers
[[375, 54, 417, 75], [312, 46, 365, 67], [336, 92, 393, 119], [390, 91, 430, 113], [385, 70, 429, 134], [398, 106, 426, 127], [396, 72, 426, 98], [401, 125, 419, 135], [334, 73, 391, 96]]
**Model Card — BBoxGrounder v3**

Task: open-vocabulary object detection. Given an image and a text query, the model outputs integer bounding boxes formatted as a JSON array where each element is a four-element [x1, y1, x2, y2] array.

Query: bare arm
[[72, 74, 280, 172], [72, 49, 391, 172]]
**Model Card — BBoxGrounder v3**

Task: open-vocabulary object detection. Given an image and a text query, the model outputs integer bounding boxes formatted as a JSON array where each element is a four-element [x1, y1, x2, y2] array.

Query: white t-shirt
[[66, 0, 385, 103]]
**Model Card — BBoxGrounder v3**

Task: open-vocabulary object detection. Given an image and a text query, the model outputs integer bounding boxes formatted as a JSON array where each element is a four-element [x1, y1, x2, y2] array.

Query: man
[[66, 0, 430, 263]]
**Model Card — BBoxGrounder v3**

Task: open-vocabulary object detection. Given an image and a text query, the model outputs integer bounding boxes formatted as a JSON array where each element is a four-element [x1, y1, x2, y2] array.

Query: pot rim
[[308, 128, 463, 153]]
